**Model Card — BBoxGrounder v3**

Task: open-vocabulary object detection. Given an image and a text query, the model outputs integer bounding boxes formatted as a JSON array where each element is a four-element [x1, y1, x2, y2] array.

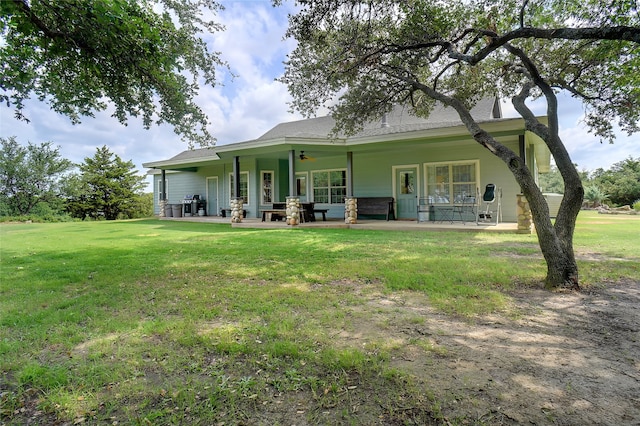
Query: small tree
[[0, 136, 73, 215], [583, 185, 608, 208], [281, 0, 639, 289], [68, 146, 148, 220]]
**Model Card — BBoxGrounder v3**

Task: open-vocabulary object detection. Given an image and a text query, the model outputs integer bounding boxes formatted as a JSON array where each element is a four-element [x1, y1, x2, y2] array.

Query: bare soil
[[348, 279, 640, 425], [4, 279, 639, 425]]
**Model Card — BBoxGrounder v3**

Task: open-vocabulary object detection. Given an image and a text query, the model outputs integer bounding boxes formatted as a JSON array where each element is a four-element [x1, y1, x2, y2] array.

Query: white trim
[[423, 160, 480, 205], [311, 168, 347, 204], [296, 171, 309, 202], [260, 170, 275, 205], [391, 164, 420, 203], [229, 171, 250, 205]]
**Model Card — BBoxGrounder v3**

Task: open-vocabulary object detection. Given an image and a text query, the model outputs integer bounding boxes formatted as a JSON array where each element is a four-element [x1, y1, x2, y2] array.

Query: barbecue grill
[[182, 195, 206, 216]]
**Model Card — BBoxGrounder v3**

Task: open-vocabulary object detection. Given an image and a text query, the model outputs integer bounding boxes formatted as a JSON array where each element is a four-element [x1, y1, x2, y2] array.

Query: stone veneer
[[159, 199, 167, 218], [286, 197, 301, 226], [230, 197, 244, 223], [345, 197, 357, 224], [516, 194, 532, 234]]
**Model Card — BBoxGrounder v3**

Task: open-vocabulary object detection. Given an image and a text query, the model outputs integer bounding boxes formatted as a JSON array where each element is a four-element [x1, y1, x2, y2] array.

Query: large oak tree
[[280, 0, 640, 289], [1, 0, 224, 146]]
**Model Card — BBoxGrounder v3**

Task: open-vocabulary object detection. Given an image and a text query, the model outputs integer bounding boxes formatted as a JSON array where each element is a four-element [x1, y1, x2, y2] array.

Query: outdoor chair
[[477, 184, 502, 225]]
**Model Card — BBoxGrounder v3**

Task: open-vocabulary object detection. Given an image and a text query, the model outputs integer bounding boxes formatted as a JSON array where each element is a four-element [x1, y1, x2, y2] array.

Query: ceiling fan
[[299, 151, 316, 162]]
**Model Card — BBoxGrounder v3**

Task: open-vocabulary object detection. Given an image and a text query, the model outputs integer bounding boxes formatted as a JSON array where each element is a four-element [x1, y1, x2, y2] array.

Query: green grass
[[1, 211, 638, 424]]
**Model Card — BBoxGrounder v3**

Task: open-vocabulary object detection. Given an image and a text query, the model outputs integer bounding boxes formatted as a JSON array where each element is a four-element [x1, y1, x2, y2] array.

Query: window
[[312, 169, 346, 204], [426, 161, 478, 204], [296, 172, 308, 202], [157, 178, 168, 203], [399, 170, 415, 194], [261, 171, 274, 204], [229, 171, 249, 204]]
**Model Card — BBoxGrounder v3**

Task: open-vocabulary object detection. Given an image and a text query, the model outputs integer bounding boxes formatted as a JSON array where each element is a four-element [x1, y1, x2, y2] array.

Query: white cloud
[[501, 94, 640, 171], [0, 2, 301, 176], [1, 2, 637, 181]]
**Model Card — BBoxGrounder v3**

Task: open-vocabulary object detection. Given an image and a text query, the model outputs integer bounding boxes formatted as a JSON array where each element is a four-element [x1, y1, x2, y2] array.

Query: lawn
[[1, 211, 638, 425]]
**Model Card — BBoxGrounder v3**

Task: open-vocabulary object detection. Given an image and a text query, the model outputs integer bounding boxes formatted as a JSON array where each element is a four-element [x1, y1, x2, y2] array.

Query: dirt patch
[[343, 280, 640, 425]]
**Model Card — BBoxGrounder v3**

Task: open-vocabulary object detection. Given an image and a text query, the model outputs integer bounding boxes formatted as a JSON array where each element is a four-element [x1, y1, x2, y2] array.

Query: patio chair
[[452, 190, 477, 224], [477, 184, 501, 225]]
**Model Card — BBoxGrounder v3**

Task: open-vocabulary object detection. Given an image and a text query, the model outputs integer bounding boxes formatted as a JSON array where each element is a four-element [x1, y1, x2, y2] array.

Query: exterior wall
[[152, 135, 527, 221], [152, 171, 206, 214], [349, 137, 522, 222]]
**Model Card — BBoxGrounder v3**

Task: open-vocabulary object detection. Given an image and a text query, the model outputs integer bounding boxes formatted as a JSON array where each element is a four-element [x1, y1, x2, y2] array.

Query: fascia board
[[214, 136, 347, 158], [142, 153, 220, 169], [345, 117, 530, 146]]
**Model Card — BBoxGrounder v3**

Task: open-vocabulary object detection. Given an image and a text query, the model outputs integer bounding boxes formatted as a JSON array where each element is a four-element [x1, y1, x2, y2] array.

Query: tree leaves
[[0, 0, 225, 146], [67, 146, 148, 220], [0, 136, 73, 215]]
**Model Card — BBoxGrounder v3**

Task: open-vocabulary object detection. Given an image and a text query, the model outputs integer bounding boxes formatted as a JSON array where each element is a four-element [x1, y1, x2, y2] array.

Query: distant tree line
[[538, 157, 640, 209], [0, 137, 152, 221]]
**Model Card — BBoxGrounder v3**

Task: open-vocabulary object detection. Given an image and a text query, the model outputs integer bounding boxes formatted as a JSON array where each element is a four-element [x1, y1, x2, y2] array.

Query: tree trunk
[[489, 133, 581, 290], [525, 184, 581, 290], [428, 91, 581, 290]]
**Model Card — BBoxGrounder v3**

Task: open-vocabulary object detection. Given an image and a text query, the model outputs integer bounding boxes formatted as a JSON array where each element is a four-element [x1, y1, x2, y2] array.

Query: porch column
[[288, 150, 297, 197], [346, 151, 353, 197], [231, 156, 243, 223], [344, 152, 357, 223], [159, 169, 167, 217], [233, 156, 240, 199], [161, 169, 167, 200], [516, 194, 532, 234]]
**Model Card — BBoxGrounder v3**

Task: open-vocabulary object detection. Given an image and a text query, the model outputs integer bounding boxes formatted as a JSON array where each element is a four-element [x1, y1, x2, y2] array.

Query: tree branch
[[385, 26, 640, 66]]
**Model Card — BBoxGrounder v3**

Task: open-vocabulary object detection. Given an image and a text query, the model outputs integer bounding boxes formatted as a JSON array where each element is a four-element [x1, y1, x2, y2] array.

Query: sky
[[1, 1, 638, 186]]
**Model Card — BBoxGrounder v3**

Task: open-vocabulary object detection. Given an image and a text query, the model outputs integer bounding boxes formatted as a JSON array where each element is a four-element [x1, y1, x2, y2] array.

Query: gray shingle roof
[[143, 98, 502, 169], [255, 98, 500, 141]]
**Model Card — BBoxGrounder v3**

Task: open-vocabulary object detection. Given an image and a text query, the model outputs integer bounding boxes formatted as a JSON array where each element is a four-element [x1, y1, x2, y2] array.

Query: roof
[[143, 98, 508, 169], [256, 98, 501, 141]]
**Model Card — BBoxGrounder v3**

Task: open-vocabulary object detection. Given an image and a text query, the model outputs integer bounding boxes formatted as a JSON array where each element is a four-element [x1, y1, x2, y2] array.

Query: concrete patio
[[159, 215, 522, 233]]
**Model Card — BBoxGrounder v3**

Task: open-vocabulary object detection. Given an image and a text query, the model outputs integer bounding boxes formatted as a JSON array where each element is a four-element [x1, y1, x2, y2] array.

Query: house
[[143, 98, 550, 224]]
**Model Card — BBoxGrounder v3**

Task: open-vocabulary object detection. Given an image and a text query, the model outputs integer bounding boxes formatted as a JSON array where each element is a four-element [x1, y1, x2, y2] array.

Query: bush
[[0, 202, 75, 223], [634, 200, 640, 212]]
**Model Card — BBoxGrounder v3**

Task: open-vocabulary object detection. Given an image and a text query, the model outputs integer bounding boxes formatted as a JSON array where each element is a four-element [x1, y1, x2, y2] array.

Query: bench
[[261, 202, 328, 222], [312, 209, 328, 221], [220, 208, 247, 218], [261, 203, 286, 222], [356, 197, 395, 221]]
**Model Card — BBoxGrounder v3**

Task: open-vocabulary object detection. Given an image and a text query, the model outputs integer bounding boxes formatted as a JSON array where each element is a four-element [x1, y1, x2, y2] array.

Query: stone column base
[[345, 197, 357, 224], [286, 196, 301, 226], [516, 194, 532, 234], [230, 197, 244, 223]]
